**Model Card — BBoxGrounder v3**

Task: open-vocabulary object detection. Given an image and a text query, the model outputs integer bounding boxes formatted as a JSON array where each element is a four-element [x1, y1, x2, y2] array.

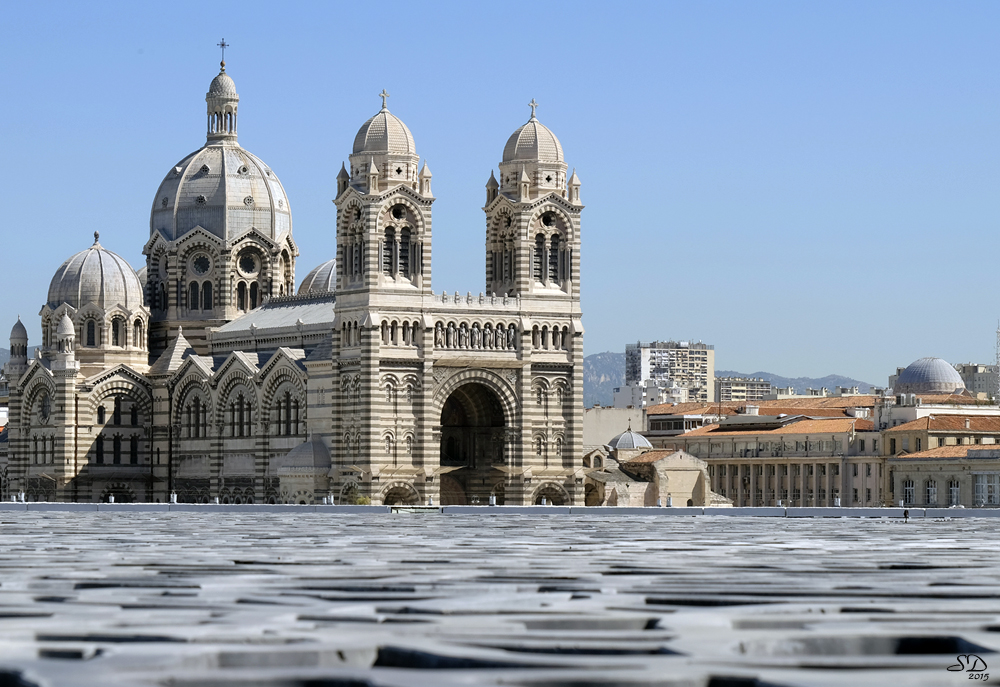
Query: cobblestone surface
[[0, 513, 992, 686]]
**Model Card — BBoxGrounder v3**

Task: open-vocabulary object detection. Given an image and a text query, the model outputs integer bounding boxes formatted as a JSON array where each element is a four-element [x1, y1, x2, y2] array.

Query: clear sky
[[1, 1, 997, 385]]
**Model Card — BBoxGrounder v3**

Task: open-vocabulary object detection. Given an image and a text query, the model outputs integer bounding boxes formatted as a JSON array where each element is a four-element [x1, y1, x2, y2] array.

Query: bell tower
[[484, 101, 582, 299]]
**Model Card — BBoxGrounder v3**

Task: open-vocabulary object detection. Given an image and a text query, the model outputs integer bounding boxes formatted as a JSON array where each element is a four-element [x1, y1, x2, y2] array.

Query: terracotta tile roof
[[681, 417, 872, 438], [756, 396, 878, 409], [622, 449, 688, 464], [910, 394, 985, 406], [645, 402, 740, 416], [885, 415, 1000, 434], [889, 445, 1000, 461]]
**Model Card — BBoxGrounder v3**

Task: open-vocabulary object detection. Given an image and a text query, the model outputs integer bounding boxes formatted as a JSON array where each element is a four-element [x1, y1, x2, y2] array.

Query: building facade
[[715, 376, 772, 403], [2, 64, 586, 506], [624, 341, 715, 403]]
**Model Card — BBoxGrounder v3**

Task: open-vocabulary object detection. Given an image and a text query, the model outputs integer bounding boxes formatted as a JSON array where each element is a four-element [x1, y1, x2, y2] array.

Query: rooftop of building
[[682, 416, 874, 438], [888, 445, 1000, 461], [884, 415, 1000, 434]]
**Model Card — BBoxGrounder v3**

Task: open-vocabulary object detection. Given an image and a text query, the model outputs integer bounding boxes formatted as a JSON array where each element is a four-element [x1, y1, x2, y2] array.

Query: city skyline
[[2, 1, 998, 383]]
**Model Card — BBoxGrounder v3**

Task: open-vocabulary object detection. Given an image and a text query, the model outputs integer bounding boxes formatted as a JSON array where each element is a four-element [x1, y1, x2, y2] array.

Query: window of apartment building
[[890, 438, 896, 454], [915, 438, 922, 451], [832, 464, 839, 476], [866, 464, 872, 477], [902, 480, 915, 505], [873, 440, 878, 453], [793, 464, 801, 476], [708, 465, 715, 477], [859, 439, 865, 453], [949, 480, 960, 506], [792, 488, 801, 503], [853, 463, 858, 477], [781, 465, 788, 476], [866, 488, 871, 503], [925, 480, 937, 505], [807, 465, 814, 476], [819, 488, 826, 502], [780, 489, 788, 501], [819, 464, 826, 477], [852, 487, 859, 503]]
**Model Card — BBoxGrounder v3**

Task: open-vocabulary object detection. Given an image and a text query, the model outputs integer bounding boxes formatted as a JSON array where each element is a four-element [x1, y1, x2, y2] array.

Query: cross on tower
[[529, 98, 538, 118], [379, 89, 390, 110], [217, 39, 229, 66]]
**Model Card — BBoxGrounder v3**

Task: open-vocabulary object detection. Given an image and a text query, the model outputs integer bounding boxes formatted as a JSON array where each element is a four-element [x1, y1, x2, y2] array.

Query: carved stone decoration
[[471, 324, 482, 349], [446, 322, 456, 348], [484, 324, 493, 350], [496, 326, 504, 350], [435, 322, 445, 348], [507, 325, 516, 350], [458, 323, 469, 348]]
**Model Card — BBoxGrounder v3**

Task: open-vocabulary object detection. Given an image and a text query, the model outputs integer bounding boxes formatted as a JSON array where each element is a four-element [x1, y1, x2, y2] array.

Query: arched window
[[549, 234, 560, 284], [96, 435, 104, 464], [275, 399, 283, 436], [237, 282, 247, 311], [133, 319, 143, 349], [202, 282, 212, 311], [533, 234, 545, 282], [383, 228, 395, 275], [130, 436, 138, 464], [399, 229, 410, 277], [86, 320, 96, 347], [113, 435, 122, 465], [113, 397, 122, 426], [111, 319, 121, 346], [130, 405, 138, 427], [186, 405, 192, 437], [249, 282, 259, 309], [284, 391, 293, 436], [189, 282, 199, 311], [97, 406, 105, 424]]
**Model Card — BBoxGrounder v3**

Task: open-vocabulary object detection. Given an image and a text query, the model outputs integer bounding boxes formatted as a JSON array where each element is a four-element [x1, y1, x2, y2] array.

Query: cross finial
[[93, 231, 100, 245], [529, 98, 538, 119], [217, 39, 229, 69], [379, 89, 390, 110]]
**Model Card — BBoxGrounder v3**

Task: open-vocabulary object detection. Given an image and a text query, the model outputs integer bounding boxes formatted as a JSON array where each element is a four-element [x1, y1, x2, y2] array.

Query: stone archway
[[440, 382, 506, 505], [533, 482, 569, 506], [382, 482, 419, 506]]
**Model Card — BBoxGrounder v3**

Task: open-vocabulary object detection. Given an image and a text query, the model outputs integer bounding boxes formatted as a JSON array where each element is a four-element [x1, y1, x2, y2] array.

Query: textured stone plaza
[[0, 512, 989, 685]]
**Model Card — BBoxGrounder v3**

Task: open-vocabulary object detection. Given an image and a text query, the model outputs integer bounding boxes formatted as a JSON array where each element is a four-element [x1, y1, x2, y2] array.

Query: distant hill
[[0, 347, 40, 369], [584, 352, 625, 407], [716, 370, 876, 395]]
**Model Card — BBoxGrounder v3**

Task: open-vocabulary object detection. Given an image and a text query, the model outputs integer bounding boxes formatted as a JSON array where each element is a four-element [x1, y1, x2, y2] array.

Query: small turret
[[485, 171, 499, 205], [51, 314, 79, 373], [337, 163, 350, 198], [568, 168, 581, 204], [419, 161, 432, 197], [367, 158, 380, 194], [5, 317, 29, 382]]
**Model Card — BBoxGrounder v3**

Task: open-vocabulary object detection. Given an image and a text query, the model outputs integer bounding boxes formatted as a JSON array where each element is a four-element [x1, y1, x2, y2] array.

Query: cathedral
[[2, 61, 586, 505]]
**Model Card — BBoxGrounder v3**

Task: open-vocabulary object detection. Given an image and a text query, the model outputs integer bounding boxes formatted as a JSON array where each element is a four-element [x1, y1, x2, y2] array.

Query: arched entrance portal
[[440, 383, 507, 506]]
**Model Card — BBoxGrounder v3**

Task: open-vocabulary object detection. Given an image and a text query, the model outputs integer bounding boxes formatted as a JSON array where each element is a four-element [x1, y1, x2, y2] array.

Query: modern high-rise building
[[715, 376, 772, 403], [624, 341, 715, 403]]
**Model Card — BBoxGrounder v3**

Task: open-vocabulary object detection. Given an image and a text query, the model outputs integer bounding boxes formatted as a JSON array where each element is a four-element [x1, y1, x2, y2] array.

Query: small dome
[[607, 427, 653, 450], [896, 357, 966, 395], [280, 436, 331, 470], [10, 318, 27, 343], [56, 314, 75, 338], [503, 114, 564, 163], [136, 266, 147, 290], [298, 259, 336, 295], [208, 68, 237, 96], [47, 234, 144, 311], [353, 107, 416, 155]]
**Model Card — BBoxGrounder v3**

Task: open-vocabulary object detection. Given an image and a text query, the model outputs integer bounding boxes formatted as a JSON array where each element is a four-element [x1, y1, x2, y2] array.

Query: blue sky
[[1, 1, 997, 384]]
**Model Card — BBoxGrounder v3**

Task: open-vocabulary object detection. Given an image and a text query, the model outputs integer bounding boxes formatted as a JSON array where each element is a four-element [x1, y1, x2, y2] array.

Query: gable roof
[[682, 417, 872, 438], [885, 415, 1000, 434], [889, 445, 1000, 461]]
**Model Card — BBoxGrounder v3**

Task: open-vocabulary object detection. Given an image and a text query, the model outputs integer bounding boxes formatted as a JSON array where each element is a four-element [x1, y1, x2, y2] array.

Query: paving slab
[[0, 513, 990, 685]]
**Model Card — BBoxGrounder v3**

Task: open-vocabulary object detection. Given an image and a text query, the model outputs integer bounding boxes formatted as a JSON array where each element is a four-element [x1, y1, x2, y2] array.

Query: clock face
[[192, 255, 211, 275], [239, 254, 258, 275]]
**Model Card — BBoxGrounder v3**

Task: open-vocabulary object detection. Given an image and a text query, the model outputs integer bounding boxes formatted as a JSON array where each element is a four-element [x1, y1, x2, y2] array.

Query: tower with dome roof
[[143, 60, 299, 358]]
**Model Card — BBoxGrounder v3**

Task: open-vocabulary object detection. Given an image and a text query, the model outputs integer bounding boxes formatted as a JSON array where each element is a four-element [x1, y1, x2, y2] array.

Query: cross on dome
[[217, 39, 229, 70], [93, 231, 100, 246], [528, 98, 538, 119], [379, 89, 390, 111]]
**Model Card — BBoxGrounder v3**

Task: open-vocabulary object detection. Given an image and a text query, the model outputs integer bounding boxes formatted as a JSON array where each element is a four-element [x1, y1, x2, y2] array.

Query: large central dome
[[148, 66, 291, 244]]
